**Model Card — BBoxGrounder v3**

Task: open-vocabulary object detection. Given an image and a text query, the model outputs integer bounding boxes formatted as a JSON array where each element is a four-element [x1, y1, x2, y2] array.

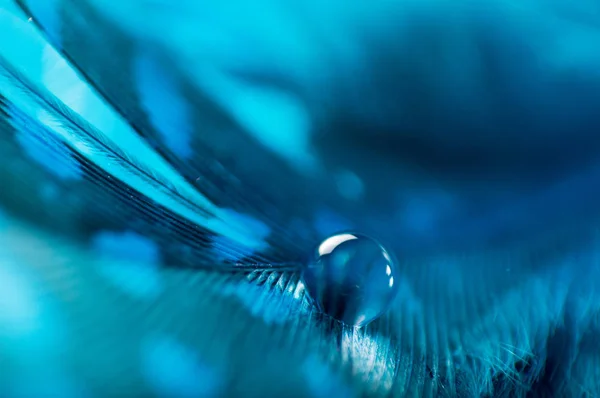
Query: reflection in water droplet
[[302, 232, 398, 327]]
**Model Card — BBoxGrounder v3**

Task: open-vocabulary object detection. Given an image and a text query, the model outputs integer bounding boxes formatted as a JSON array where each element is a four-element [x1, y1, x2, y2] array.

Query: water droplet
[[302, 232, 398, 327]]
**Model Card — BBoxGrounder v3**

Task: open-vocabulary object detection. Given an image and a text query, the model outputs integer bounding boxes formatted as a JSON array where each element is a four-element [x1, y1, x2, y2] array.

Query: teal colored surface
[[1, 0, 600, 397]]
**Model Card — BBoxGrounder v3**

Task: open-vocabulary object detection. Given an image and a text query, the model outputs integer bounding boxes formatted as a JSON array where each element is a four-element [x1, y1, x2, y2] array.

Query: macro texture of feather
[[1, 0, 600, 397]]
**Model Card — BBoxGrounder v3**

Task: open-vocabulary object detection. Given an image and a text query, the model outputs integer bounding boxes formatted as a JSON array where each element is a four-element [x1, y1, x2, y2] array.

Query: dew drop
[[302, 232, 398, 327]]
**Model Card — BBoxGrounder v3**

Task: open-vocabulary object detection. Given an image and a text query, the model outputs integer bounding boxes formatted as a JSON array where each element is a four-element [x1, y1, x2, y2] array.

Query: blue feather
[[0, 0, 599, 396]]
